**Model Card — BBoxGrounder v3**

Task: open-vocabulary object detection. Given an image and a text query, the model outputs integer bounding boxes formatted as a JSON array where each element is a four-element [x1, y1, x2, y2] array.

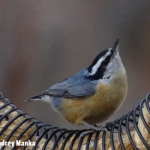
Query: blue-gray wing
[[42, 69, 96, 99]]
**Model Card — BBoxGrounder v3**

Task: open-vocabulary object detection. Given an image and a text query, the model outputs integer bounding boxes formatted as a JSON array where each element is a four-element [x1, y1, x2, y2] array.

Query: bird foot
[[82, 121, 108, 132], [79, 126, 108, 140]]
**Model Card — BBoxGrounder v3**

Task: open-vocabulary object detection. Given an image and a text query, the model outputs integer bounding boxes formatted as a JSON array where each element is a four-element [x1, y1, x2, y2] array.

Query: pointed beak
[[111, 38, 119, 54]]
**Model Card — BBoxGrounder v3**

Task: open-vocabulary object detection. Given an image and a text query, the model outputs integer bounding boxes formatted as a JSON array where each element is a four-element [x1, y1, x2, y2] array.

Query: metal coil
[[0, 90, 150, 150]]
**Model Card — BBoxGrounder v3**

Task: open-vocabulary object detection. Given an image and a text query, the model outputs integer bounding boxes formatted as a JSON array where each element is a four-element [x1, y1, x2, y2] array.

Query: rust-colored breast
[[61, 74, 127, 125]]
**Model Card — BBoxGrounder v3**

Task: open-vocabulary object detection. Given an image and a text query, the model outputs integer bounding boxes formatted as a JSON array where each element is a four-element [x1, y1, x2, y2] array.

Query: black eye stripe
[[88, 49, 108, 73], [86, 65, 106, 80], [102, 54, 111, 64], [86, 49, 112, 80]]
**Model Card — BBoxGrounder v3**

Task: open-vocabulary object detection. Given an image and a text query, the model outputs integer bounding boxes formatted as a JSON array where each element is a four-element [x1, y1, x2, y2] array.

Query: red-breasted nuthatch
[[27, 38, 128, 132]]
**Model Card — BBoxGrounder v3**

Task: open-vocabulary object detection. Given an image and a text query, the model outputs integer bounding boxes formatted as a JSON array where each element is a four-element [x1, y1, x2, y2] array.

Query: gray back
[[43, 68, 96, 99]]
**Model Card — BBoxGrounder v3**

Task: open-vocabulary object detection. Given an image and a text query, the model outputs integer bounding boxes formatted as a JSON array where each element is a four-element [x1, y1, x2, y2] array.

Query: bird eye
[[103, 55, 111, 64], [103, 59, 109, 64]]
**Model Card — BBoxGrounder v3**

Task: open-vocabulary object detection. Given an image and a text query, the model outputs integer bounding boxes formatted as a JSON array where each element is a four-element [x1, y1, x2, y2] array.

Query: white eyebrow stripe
[[89, 49, 111, 76]]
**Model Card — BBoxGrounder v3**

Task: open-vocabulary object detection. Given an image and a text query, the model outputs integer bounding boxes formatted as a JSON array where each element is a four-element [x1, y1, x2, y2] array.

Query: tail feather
[[25, 94, 51, 103]]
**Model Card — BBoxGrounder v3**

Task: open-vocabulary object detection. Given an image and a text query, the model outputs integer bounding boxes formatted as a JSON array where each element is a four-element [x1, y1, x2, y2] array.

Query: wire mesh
[[0, 90, 150, 150]]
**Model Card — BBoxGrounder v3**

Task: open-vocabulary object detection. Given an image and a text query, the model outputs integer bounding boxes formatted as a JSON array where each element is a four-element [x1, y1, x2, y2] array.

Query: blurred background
[[0, 0, 150, 129]]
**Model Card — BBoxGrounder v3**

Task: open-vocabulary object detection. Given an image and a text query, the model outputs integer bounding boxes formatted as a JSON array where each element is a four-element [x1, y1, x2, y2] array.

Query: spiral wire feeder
[[0, 90, 150, 150]]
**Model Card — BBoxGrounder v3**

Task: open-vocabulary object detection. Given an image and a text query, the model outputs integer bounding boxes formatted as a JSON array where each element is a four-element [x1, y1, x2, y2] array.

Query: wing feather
[[43, 69, 96, 99]]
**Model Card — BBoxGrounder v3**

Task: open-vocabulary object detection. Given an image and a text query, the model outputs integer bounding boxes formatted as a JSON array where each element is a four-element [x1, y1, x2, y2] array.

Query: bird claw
[[95, 126, 108, 132], [90, 125, 108, 132], [79, 126, 108, 140]]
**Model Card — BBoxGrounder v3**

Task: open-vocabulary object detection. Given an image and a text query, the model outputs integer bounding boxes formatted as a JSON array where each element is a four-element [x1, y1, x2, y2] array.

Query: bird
[[27, 38, 128, 133]]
